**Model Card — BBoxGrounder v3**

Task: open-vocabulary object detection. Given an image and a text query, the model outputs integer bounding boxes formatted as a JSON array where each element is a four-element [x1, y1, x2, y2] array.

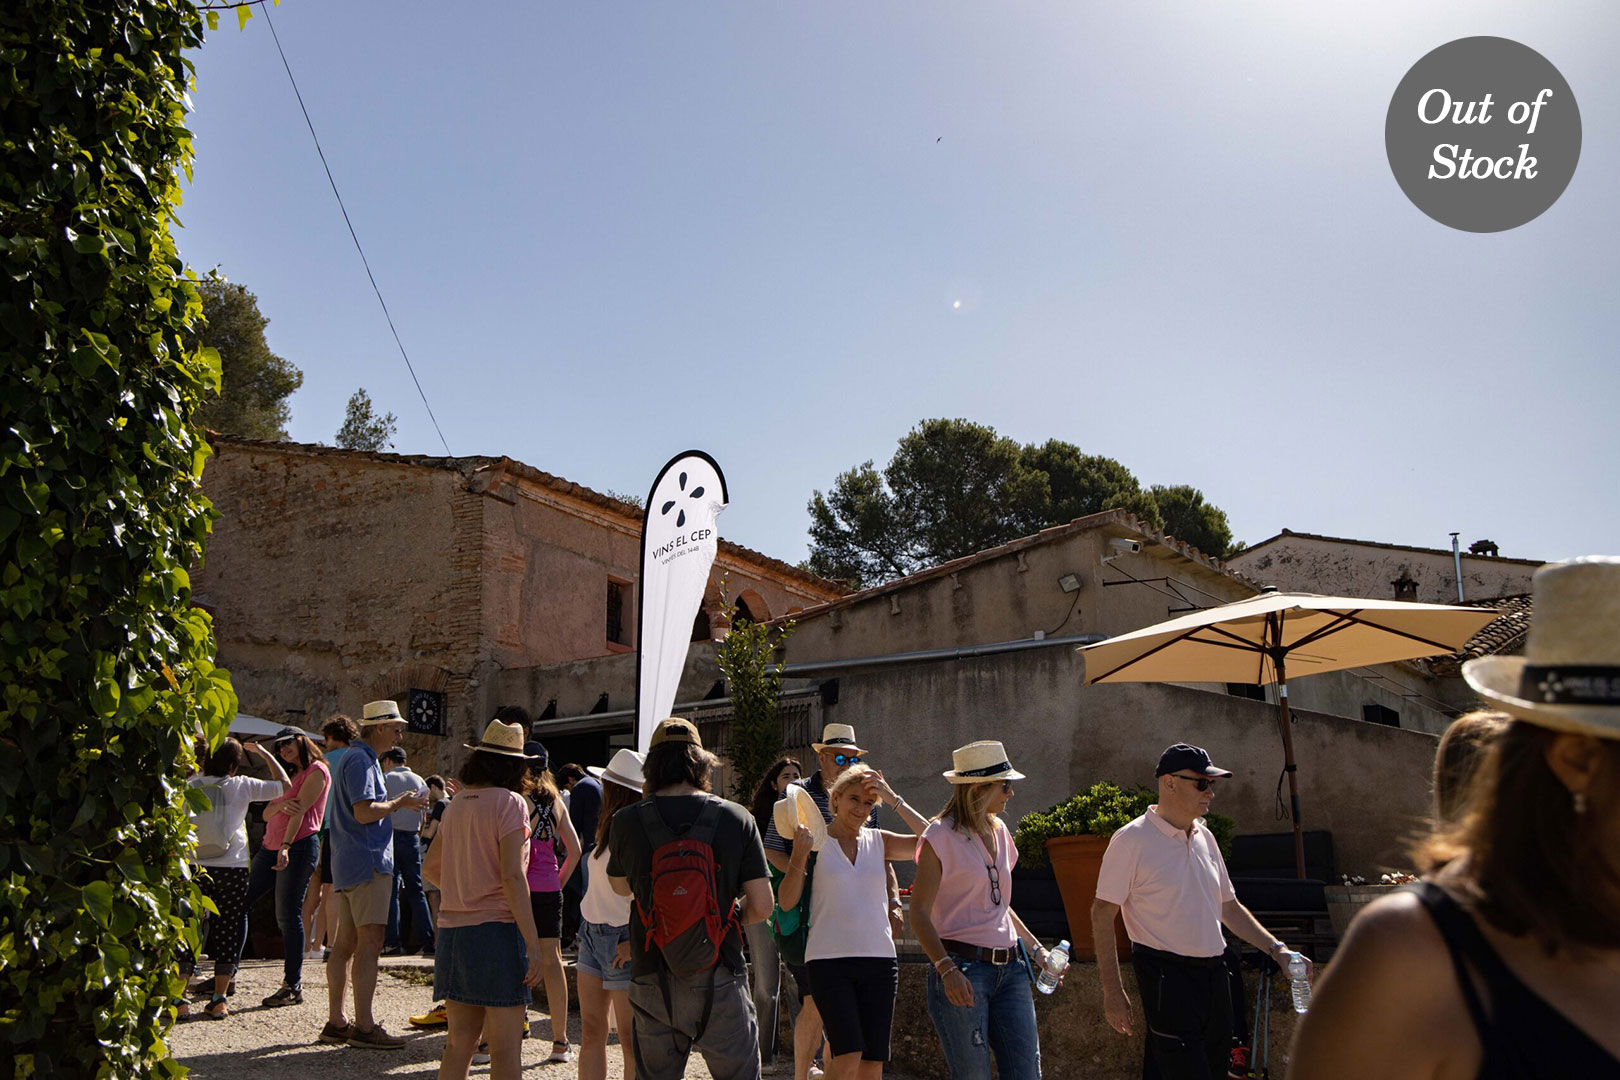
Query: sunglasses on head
[[1172, 773, 1217, 792], [833, 753, 862, 766]]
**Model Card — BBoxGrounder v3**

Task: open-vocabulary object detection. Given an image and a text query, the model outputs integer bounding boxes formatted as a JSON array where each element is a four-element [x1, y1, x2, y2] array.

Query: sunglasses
[[832, 753, 862, 766], [1172, 774, 1218, 792], [986, 863, 1002, 906]]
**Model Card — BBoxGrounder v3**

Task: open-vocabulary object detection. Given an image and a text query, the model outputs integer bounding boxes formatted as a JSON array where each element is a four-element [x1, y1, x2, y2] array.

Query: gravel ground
[[169, 958, 923, 1079]]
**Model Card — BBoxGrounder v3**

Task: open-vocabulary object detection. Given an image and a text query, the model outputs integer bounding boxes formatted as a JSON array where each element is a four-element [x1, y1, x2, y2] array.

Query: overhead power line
[[259, 4, 453, 457]]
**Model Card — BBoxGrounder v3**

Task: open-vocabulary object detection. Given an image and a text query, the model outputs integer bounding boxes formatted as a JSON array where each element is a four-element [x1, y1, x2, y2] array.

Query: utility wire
[[259, 4, 453, 457]]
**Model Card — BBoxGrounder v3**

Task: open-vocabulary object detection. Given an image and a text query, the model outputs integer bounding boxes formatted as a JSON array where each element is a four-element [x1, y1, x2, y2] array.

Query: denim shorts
[[575, 919, 631, 990], [434, 922, 530, 1008]]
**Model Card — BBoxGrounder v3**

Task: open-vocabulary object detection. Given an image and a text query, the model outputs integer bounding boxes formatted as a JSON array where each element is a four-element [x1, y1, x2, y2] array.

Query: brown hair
[[936, 781, 1001, 837], [281, 733, 325, 773], [643, 741, 715, 794], [1433, 711, 1508, 824], [596, 773, 644, 852], [1415, 720, 1620, 953], [323, 714, 361, 745], [458, 750, 530, 793], [750, 756, 802, 833], [202, 737, 244, 778]]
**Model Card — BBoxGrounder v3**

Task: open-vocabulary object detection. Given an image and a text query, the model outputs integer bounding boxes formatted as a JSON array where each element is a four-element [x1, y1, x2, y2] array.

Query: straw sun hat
[[1463, 556, 1620, 740], [772, 783, 828, 852], [463, 718, 540, 758], [360, 699, 407, 726], [811, 723, 864, 755], [942, 740, 1026, 785], [588, 748, 647, 793]]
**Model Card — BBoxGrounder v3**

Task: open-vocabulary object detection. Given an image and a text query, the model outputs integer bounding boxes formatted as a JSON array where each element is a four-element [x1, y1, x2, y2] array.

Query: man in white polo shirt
[[1091, 744, 1308, 1080]]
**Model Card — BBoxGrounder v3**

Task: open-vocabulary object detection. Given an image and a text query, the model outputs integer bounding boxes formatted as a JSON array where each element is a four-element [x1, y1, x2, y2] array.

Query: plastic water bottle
[[1035, 940, 1070, 995], [1286, 952, 1311, 1013]]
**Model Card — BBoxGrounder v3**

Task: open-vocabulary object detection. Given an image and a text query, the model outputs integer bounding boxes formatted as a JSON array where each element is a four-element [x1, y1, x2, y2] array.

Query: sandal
[[174, 999, 192, 1022], [204, 993, 229, 1021]]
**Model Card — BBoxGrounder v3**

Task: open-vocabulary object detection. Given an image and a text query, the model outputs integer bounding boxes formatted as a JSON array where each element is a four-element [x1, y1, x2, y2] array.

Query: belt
[[1130, 943, 1226, 969], [942, 939, 1019, 965]]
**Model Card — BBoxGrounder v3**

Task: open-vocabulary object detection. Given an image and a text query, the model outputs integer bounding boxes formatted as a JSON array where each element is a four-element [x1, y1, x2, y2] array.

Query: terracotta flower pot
[[1045, 834, 1130, 961]]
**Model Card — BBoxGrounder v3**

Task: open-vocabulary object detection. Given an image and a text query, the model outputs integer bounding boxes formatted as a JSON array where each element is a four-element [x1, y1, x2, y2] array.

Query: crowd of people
[[177, 555, 1620, 1078]]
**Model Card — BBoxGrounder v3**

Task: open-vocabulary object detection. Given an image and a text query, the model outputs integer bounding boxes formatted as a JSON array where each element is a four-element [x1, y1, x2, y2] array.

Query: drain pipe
[[1450, 532, 1465, 602]]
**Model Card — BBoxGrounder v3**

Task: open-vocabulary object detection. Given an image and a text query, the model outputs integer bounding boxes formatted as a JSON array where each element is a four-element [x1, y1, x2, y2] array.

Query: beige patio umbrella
[[1078, 589, 1498, 877]]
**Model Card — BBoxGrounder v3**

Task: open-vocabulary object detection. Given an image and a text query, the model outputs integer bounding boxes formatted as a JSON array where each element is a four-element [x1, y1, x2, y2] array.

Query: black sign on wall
[[408, 689, 446, 736]]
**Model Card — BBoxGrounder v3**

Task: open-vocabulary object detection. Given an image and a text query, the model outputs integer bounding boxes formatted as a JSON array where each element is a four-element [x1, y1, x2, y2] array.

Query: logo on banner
[[651, 471, 715, 565]]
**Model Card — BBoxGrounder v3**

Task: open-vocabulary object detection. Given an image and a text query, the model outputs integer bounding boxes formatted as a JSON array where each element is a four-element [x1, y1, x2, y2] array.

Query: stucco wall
[[1230, 535, 1539, 604]]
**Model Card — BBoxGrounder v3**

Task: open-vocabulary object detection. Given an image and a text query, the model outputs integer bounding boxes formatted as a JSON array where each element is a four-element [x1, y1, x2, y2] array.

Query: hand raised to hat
[[789, 825, 814, 865], [864, 769, 896, 805]]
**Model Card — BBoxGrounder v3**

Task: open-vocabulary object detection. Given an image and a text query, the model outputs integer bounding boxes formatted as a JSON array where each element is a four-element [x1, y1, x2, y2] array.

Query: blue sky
[[178, 1, 1619, 568]]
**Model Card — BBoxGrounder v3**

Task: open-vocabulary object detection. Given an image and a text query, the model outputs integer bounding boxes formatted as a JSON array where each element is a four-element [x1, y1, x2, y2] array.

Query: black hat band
[[1519, 665, 1620, 706], [958, 761, 1013, 777], [821, 737, 856, 746]]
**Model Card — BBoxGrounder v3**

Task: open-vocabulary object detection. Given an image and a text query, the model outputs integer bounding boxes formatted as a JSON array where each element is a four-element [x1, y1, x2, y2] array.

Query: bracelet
[[932, 956, 957, 974], [1268, 940, 1287, 955], [788, 860, 807, 874]]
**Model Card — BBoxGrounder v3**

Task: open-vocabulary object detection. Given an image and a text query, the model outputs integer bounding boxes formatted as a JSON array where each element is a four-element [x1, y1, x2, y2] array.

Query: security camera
[[1107, 538, 1142, 554]]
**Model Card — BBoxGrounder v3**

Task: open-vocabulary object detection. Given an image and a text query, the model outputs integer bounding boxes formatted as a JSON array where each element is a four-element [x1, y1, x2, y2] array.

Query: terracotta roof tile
[[1422, 595, 1533, 677]]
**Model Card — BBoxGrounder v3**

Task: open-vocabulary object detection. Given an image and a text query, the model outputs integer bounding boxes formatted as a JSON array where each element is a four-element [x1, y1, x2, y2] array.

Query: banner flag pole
[[633, 450, 728, 753]]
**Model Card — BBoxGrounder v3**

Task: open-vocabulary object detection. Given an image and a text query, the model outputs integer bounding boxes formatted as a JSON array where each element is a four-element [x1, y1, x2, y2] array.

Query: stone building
[[1229, 529, 1543, 604], [516, 511, 1465, 875], [193, 436, 844, 769]]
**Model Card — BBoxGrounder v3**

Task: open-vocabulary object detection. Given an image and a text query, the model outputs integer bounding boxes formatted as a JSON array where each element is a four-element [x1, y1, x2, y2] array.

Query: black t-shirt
[[606, 793, 768, 978]]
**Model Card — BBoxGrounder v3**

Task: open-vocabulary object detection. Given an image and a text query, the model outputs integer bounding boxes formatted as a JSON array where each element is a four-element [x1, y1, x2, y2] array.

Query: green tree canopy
[[1149, 484, 1234, 559], [808, 419, 1047, 585], [335, 387, 397, 451], [186, 278, 302, 439], [808, 421, 1240, 587]]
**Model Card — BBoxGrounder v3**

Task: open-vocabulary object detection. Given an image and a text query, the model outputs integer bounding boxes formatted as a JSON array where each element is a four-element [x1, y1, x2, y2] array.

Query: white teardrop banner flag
[[635, 451, 728, 753]]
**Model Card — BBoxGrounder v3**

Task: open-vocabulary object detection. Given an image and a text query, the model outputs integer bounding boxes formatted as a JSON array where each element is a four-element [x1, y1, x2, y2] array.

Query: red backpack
[[634, 796, 738, 977]]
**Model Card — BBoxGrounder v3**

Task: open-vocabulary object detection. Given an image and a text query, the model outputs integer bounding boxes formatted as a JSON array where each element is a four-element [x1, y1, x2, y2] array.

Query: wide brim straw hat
[[588, 748, 646, 793], [943, 740, 1027, 785], [772, 783, 827, 852], [811, 722, 865, 755], [463, 718, 540, 758], [360, 699, 407, 726], [1463, 556, 1620, 740]]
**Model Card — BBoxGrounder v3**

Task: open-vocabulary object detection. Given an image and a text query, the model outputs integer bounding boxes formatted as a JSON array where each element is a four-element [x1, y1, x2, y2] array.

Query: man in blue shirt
[[320, 700, 428, 1050]]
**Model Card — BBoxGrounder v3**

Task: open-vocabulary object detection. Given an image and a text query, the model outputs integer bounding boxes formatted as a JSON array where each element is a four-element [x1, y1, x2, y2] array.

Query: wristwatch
[[1267, 940, 1287, 956]]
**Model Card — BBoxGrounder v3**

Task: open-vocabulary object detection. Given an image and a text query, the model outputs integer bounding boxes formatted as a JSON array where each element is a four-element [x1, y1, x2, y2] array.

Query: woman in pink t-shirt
[[909, 741, 1057, 1080], [242, 728, 329, 1007], [522, 740, 581, 1065], [424, 720, 544, 1080]]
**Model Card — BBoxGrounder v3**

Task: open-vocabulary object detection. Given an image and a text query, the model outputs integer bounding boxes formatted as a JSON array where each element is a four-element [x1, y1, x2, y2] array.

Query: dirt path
[[169, 958, 923, 1079]]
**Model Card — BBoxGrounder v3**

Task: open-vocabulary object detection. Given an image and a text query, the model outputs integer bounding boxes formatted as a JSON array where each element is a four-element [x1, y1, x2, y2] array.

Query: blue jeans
[[386, 831, 434, 950], [926, 958, 1042, 1080], [243, 832, 320, 988]]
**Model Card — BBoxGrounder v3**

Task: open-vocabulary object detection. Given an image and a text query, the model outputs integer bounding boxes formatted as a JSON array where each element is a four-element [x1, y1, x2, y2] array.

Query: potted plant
[[1324, 872, 1415, 937], [1014, 782, 1234, 961]]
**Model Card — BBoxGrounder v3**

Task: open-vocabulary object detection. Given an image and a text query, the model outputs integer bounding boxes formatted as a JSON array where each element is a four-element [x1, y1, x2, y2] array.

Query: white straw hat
[[943, 740, 1026, 785], [463, 719, 538, 758], [1463, 556, 1620, 740], [812, 723, 865, 755], [771, 784, 827, 852], [360, 699, 407, 726], [588, 748, 646, 793]]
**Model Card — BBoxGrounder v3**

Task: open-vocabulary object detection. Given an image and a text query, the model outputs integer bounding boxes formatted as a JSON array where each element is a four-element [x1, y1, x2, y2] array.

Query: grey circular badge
[[1386, 37, 1580, 232]]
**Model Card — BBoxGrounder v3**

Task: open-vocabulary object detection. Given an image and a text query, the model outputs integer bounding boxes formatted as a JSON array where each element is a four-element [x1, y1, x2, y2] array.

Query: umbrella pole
[[1273, 654, 1307, 879]]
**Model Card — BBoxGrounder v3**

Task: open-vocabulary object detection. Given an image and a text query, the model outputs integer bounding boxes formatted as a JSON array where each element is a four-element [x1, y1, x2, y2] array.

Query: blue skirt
[[434, 921, 530, 1008]]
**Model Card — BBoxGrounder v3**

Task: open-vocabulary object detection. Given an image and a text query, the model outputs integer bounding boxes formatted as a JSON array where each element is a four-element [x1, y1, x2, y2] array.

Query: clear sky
[[177, 1, 1619, 569]]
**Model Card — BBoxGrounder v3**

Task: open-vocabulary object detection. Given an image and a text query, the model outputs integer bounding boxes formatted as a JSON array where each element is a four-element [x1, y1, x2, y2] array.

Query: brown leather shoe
[[346, 1023, 406, 1050], [317, 1021, 354, 1044]]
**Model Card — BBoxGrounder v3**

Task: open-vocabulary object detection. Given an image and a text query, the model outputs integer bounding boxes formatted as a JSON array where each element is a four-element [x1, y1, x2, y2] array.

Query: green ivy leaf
[[82, 881, 116, 927]]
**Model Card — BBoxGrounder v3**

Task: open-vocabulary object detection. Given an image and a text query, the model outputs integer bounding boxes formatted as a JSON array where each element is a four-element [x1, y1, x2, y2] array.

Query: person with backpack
[[519, 734, 582, 1064], [187, 736, 292, 1019], [606, 717, 774, 1080], [577, 748, 646, 1080], [774, 764, 917, 1080], [746, 756, 803, 1074]]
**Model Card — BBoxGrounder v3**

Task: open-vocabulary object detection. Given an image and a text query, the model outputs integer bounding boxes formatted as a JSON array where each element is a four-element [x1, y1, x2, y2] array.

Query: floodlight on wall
[[1058, 573, 1082, 594]]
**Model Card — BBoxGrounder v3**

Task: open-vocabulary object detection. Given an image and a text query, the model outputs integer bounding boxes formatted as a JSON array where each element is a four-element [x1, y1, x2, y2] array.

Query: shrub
[[1014, 782, 1235, 869]]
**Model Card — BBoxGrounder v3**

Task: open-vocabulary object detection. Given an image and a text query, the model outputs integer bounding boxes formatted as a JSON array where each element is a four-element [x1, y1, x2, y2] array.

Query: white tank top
[[805, 827, 894, 962], [580, 847, 631, 927]]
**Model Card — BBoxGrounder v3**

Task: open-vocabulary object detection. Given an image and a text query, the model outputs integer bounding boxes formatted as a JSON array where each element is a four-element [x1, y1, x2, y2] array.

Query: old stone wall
[[196, 441, 486, 766], [1230, 534, 1540, 604]]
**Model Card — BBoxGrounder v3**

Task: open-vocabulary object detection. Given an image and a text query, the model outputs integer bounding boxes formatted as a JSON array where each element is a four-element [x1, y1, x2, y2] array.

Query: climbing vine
[[0, 1, 237, 1075]]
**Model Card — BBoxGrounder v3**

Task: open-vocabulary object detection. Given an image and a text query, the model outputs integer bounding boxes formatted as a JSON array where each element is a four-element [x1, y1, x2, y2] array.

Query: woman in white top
[[777, 764, 915, 1080], [187, 736, 290, 1019], [574, 748, 645, 1080]]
